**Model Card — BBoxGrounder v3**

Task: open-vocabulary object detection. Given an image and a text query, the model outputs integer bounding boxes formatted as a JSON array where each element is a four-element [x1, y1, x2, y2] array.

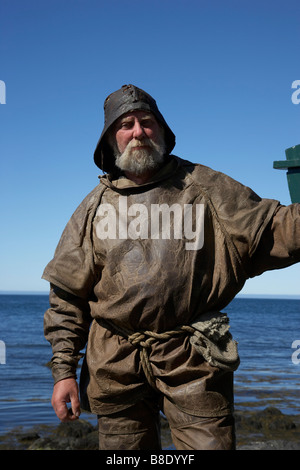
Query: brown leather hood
[[93, 84, 176, 173]]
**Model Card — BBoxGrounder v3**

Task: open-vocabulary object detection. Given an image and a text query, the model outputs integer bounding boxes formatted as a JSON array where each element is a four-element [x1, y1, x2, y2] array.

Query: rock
[[235, 406, 300, 450], [27, 419, 99, 450], [0, 419, 99, 450], [255, 407, 296, 430], [54, 420, 95, 439], [238, 439, 300, 450], [28, 437, 58, 450], [16, 431, 40, 443], [235, 406, 297, 434]]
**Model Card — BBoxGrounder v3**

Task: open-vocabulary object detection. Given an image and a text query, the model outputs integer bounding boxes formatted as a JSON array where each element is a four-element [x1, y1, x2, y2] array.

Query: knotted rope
[[97, 310, 240, 387], [127, 325, 195, 389], [97, 318, 196, 388]]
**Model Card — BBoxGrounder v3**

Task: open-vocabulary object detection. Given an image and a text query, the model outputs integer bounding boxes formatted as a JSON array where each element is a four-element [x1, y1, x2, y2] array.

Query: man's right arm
[[44, 284, 92, 420]]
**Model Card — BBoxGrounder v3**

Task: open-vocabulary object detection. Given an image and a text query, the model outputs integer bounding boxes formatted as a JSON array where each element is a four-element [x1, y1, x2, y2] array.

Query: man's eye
[[141, 119, 152, 127], [121, 122, 133, 129]]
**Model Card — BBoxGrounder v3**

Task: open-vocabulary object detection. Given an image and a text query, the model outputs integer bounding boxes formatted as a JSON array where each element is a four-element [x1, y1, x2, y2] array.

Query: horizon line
[[0, 290, 299, 299]]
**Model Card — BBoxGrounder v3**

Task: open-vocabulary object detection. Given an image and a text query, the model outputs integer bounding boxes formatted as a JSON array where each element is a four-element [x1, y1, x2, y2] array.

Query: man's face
[[114, 110, 163, 153], [109, 110, 166, 175]]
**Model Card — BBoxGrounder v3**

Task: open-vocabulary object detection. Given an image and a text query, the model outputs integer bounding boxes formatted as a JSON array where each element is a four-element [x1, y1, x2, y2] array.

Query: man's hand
[[51, 377, 81, 422]]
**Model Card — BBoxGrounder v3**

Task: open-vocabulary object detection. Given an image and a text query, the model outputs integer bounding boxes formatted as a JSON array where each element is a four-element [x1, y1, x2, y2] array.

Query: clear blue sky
[[0, 0, 299, 296]]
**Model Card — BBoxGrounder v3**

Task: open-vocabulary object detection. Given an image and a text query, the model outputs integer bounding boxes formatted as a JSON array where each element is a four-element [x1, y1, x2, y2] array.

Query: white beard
[[114, 135, 166, 175]]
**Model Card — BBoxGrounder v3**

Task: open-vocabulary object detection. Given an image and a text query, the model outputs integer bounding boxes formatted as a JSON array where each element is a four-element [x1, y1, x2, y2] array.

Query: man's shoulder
[[174, 155, 230, 184], [174, 154, 265, 201]]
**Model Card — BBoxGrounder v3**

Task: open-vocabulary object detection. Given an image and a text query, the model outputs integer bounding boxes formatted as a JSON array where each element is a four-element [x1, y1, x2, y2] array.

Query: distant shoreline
[[0, 291, 299, 299]]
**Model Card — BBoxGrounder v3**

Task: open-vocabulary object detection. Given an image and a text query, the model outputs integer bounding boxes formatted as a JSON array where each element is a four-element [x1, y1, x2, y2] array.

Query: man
[[43, 84, 300, 450]]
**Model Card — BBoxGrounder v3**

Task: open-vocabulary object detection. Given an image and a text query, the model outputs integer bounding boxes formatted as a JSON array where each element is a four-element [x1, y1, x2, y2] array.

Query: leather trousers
[[98, 396, 235, 450]]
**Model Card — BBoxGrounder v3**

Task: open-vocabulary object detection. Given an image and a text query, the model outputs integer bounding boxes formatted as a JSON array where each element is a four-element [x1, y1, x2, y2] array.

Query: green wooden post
[[273, 145, 300, 203]]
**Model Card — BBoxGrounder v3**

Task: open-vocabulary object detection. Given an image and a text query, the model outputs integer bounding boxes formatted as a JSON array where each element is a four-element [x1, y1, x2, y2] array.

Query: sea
[[0, 294, 299, 436]]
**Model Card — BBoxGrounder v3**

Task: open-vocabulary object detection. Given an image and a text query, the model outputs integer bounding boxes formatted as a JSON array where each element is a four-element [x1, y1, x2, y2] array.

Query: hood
[[93, 84, 176, 173]]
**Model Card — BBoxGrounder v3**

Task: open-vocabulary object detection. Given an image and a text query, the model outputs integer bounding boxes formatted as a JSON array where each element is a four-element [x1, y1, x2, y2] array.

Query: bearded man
[[43, 84, 300, 450]]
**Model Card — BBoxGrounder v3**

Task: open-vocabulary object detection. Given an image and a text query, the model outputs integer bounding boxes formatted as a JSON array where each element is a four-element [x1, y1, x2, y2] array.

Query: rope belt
[[99, 319, 195, 389], [128, 326, 195, 388]]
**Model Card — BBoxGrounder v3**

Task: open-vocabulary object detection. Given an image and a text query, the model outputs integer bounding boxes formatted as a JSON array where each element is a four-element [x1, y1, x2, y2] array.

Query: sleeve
[[42, 184, 105, 299], [42, 183, 106, 383], [193, 165, 299, 278], [247, 203, 300, 277], [44, 285, 92, 384]]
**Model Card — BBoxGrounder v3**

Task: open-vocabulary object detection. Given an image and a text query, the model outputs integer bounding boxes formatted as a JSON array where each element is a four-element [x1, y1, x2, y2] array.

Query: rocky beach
[[1, 406, 300, 451]]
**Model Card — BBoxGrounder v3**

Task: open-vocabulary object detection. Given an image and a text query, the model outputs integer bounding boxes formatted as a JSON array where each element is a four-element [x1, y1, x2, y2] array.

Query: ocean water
[[0, 294, 299, 436]]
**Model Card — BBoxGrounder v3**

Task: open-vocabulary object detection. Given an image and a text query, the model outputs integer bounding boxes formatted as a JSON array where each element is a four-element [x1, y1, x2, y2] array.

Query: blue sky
[[0, 0, 299, 296]]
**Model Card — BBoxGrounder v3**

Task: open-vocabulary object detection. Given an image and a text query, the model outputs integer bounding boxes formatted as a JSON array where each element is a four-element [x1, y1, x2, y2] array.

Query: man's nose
[[132, 121, 145, 139]]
